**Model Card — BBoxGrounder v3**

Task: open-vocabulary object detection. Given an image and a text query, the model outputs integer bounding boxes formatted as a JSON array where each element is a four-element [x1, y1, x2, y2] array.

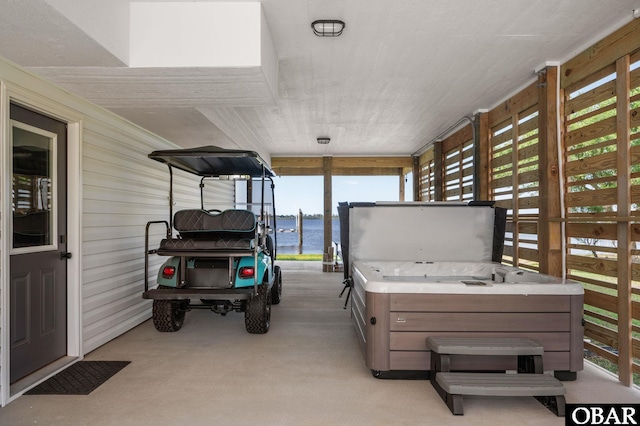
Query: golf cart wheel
[[152, 295, 187, 332], [270, 265, 282, 305], [245, 281, 271, 334]]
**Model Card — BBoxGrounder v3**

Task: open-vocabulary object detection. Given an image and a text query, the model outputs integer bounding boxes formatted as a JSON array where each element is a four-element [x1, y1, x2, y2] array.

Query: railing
[[144, 220, 169, 292]]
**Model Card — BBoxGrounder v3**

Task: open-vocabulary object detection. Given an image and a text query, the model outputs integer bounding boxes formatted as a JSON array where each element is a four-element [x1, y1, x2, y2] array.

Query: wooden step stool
[[425, 336, 565, 416], [435, 372, 566, 416]]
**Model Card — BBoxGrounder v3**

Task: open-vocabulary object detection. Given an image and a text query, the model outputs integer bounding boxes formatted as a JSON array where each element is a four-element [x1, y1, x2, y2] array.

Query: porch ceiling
[[1, 0, 639, 160]]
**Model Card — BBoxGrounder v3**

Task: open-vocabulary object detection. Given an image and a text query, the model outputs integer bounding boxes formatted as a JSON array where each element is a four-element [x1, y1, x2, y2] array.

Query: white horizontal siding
[[81, 126, 234, 353], [0, 56, 236, 404]]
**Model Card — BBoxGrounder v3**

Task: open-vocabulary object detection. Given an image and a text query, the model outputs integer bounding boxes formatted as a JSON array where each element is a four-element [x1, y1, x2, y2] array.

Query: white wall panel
[[0, 55, 235, 404], [80, 126, 234, 353]]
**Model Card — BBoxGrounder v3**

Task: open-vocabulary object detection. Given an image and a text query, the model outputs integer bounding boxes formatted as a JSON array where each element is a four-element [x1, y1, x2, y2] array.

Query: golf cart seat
[[158, 209, 257, 253]]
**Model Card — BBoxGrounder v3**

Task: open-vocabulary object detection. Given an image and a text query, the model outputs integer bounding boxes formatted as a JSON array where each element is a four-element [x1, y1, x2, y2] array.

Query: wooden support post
[[434, 142, 443, 201], [510, 114, 520, 267], [412, 156, 420, 201], [538, 66, 563, 277], [399, 171, 405, 202], [476, 113, 490, 201], [297, 208, 303, 252], [323, 156, 333, 272], [615, 55, 632, 387]]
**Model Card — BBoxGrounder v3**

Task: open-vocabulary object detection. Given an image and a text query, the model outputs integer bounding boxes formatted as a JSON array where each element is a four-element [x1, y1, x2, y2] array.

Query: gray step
[[426, 336, 543, 356], [436, 372, 565, 397]]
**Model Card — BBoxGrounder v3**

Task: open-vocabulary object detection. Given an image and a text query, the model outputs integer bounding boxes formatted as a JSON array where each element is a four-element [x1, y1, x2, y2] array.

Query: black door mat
[[25, 361, 131, 395]]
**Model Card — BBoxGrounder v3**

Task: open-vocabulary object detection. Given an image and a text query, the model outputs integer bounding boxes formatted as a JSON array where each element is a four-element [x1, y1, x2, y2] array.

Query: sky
[[273, 174, 413, 215]]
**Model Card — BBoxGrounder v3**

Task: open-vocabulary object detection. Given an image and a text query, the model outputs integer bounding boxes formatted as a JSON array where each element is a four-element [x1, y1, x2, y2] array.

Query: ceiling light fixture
[[311, 20, 345, 37], [317, 137, 331, 145]]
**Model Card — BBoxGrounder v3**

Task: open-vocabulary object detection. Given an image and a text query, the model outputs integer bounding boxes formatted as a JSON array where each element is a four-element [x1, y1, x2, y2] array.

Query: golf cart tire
[[271, 265, 282, 305], [152, 295, 187, 332], [245, 281, 271, 334]]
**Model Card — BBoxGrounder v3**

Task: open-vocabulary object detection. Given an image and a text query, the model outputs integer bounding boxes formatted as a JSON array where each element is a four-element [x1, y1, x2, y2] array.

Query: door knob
[[60, 252, 72, 260]]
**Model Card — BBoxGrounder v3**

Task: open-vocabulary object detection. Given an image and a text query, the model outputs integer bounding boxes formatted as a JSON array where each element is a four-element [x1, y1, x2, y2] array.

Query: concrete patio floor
[[1, 261, 638, 425]]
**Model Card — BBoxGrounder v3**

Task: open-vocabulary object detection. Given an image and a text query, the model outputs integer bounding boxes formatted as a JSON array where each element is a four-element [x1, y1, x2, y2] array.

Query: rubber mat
[[25, 361, 131, 395]]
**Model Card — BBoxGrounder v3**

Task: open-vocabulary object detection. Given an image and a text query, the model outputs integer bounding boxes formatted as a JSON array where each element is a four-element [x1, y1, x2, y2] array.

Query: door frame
[[0, 82, 83, 406]]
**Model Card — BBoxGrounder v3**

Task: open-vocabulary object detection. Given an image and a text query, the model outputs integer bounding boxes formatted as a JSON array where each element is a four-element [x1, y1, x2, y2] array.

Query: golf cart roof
[[148, 145, 275, 178]]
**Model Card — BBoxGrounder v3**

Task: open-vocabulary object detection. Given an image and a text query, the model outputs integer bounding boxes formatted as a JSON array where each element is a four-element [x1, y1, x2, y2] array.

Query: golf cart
[[142, 146, 281, 334]]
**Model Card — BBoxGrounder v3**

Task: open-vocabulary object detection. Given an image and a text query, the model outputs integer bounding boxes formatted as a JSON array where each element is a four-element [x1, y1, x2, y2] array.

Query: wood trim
[[270, 166, 406, 176], [271, 156, 413, 176], [333, 167, 403, 176], [585, 306, 618, 326], [553, 217, 640, 223], [566, 222, 617, 239], [564, 186, 617, 208], [584, 288, 618, 313], [268, 167, 324, 176], [584, 321, 618, 350], [477, 113, 490, 200], [567, 255, 618, 280], [561, 17, 640, 89], [564, 151, 617, 176], [564, 116, 616, 148], [332, 157, 413, 169], [488, 82, 538, 125], [564, 64, 617, 100], [272, 156, 323, 169], [564, 78, 616, 116], [441, 124, 472, 153], [419, 148, 434, 164], [584, 341, 618, 365], [412, 156, 420, 201], [511, 113, 520, 264], [434, 142, 443, 201], [440, 124, 474, 202], [616, 54, 633, 386], [322, 156, 332, 270], [538, 66, 562, 276], [572, 273, 617, 291]]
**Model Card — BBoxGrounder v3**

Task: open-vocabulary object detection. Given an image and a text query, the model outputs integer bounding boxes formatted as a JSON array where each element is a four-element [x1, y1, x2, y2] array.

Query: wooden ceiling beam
[[271, 156, 413, 176], [272, 167, 404, 176], [331, 157, 413, 168]]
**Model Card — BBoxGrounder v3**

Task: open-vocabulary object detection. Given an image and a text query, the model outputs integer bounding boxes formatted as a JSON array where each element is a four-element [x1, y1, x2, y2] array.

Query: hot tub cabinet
[[351, 261, 584, 379], [339, 202, 584, 380]]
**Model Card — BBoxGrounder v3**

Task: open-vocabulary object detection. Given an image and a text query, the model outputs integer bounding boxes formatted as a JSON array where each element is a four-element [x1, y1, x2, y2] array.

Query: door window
[[11, 121, 58, 253]]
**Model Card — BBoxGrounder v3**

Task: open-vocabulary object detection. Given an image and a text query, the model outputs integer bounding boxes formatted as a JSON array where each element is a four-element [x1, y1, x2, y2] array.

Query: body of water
[[274, 218, 341, 255]]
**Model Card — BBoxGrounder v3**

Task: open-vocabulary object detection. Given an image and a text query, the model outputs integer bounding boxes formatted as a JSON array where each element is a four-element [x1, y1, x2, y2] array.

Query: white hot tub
[[354, 260, 583, 295], [342, 203, 584, 380]]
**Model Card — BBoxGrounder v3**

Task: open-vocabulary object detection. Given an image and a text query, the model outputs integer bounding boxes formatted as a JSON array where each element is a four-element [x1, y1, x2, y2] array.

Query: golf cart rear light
[[162, 266, 176, 278], [239, 267, 255, 279]]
